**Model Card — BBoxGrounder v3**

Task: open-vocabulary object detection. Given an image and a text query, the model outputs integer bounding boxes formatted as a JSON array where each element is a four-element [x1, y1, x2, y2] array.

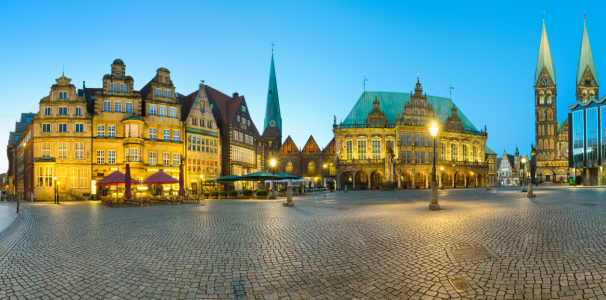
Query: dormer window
[[120, 84, 127, 93], [58, 92, 67, 99], [110, 84, 117, 92], [156, 89, 162, 97], [165, 90, 171, 98]]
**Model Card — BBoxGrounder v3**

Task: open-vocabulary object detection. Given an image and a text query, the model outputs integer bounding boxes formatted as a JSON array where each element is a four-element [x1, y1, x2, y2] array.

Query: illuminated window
[[308, 161, 316, 177], [329, 161, 336, 176], [285, 162, 293, 174]]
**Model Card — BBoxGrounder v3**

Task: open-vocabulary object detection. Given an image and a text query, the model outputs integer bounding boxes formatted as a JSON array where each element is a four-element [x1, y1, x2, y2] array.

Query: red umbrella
[[178, 164, 185, 196], [97, 171, 141, 186], [124, 164, 133, 199], [142, 171, 179, 184]]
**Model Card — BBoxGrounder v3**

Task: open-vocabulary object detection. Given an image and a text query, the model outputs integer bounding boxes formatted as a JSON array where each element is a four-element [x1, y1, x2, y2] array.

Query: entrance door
[[546, 175, 551, 182]]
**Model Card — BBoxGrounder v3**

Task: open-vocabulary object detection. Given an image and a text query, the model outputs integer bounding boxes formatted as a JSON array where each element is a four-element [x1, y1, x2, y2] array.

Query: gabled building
[[485, 146, 498, 186], [6, 112, 35, 195], [179, 83, 221, 193], [497, 150, 519, 186], [274, 135, 337, 186], [206, 86, 264, 189]]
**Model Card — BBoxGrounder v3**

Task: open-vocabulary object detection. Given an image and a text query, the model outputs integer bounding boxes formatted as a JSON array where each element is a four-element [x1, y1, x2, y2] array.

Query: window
[[170, 107, 177, 118], [125, 102, 133, 113], [463, 144, 469, 161], [36, 166, 53, 188], [239, 132, 243, 142], [329, 161, 336, 176], [59, 124, 67, 132], [131, 149, 139, 162], [59, 107, 68, 115], [242, 117, 246, 124], [207, 121, 212, 128], [156, 88, 162, 97], [233, 131, 238, 140], [43, 124, 51, 132], [14, 135, 19, 143], [108, 150, 116, 164], [200, 101, 205, 113], [150, 105, 157, 116], [308, 161, 316, 176], [107, 125, 115, 138], [372, 140, 381, 159], [125, 149, 129, 162], [173, 130, 180, 142], [103, 101, 111, 112], [587, 108, 598, 160], [96, 150, 105, 164], [149, 128, 156, 140], [346, 140, 353, 159], [44, 107, 51, 116], [237, 116, 240, 122], [75, 107, 82, 116], [164, 129, 170, 141], [130, 124, 139, 138], [70, 168, 78, 188], [58, 91, 67, 99], [247, 120, 250, 126], [573, 110, 584, 162], [97, 125, 105, 138], [75, 143, 83, 159], [192, 118, 197, 125], [149, 152, 157, 166], [451, 143, 458, 161], [114, 102, 122, 113], [441, 142, 446, 161], [165, 90, 171, 98], [79, 169, 88, 188], [163, 153, 170, 166], [120, 84, 127, 93], [173, 153, 180, 166], [285, 162, 293, 174], [110, 84, 117, 92], [160, 106, 167, 117], [242, 106, 246, 112], [42, 142, 51, 158], [357, 140, 367, 159], [58, 142, 67, 159], [472, 145, 478, 162]]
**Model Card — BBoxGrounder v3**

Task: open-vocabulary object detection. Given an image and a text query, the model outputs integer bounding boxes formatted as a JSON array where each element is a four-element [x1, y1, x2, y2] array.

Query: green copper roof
[[263, 53, 282, 133], [577, 22, 597, 85], [342, 91, 479, 131], [535, 22, 556, 85], [485, 146, 497, 155]]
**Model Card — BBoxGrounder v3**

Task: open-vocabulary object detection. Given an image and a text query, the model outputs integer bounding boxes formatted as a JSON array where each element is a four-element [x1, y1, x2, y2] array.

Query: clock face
[[562, 145, 569, 158], [541, 78, 549, 85], [269, 120, 276, 126]]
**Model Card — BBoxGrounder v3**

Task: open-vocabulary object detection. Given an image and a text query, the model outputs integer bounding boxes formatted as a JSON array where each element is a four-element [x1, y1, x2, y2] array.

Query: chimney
[[233, 92, 239, 98]]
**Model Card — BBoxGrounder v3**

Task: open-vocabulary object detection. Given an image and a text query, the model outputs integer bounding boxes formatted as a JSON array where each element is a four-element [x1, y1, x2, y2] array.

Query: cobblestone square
[[1, 187, 606, 299]]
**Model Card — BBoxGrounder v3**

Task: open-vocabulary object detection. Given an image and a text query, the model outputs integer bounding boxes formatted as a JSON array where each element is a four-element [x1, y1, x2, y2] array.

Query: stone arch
[[467, 171, 476, 188], [543, 169, 553, 182], [454, 171, 465, 187], [414, 171, 426, 189], [442, 172, 452, 187], [355, 170, 368, 190], [400, 170, 412, 188], [370, 170, 383, 189], [340, 171, 353, 189]]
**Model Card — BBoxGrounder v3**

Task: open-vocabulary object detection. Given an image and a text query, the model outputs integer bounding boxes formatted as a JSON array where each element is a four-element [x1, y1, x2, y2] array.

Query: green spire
[[577, 20, 597, 85], [535, 22, 556, 85], [264, 53, 282, 133]]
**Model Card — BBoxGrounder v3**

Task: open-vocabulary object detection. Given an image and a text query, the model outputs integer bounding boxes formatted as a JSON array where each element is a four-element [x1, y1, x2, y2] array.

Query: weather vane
[[543, 12, 545, 22], [271, 42, 275, 51], [447, 85, 455, 99], [362, 76, 368, 92]]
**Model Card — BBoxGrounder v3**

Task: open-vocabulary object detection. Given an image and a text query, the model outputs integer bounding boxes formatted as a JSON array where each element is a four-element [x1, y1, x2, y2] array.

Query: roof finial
[[417, 73, 419, 83], [543, 12, 545, 23], [584, 11, 586, 23], [271, 41, 275, 52], [62, 64, 64, 76], [362, 76, 368, 92]]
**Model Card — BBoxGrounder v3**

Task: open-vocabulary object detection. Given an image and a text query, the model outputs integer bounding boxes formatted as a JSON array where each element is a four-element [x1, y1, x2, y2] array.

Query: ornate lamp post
[[429, 123, 440, 211], [270, 159, 276, 199], [440, 167, 444, 190], [521, 157, 527, 192]]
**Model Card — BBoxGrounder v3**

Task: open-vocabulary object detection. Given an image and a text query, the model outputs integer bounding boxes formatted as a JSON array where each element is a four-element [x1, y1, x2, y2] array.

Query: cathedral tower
[[576, 20, 598, 102], [262, 52, 283, 160], [534, 21, 558, 165]]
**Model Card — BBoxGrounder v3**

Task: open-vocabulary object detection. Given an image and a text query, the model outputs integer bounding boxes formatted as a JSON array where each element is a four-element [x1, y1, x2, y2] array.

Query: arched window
[[590, 90, 595, 98], [285, 161, 293, 174], [413, 109, 418, 115], [547, 109, 553, 121], [308, 161, 316, 177], [329, 161, 336, 176], [268, 141, 273, 147], [538, 109, 545, 121], [538, 139, 543, 150], [539, 92, 545, 105], [550, 139, 554, 149], [582, 90, 588, 101], [547, 91, 552, 104]]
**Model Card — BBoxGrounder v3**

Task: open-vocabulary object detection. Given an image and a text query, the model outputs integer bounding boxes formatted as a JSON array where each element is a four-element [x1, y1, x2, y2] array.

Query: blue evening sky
[[1, 0, 605, 172]]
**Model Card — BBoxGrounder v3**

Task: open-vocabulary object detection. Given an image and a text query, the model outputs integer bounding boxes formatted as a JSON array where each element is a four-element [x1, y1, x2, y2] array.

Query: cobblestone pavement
[[0, 202, 18, 233], [1, 187, 606, 299]]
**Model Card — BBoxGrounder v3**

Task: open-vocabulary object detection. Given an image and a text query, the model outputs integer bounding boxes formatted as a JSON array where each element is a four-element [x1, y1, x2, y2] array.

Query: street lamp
[[53, 177, 59, 205], [429, 123, 440, 211], [440, 167, 444, 190], [323, 163, 327, 189], [521, 157, 527, 192], [270, 159, 276, 199], [200, 174, 204, 195]]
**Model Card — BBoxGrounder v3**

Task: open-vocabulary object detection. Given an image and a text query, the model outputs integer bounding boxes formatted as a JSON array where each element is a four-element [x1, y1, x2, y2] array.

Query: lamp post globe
[[429, 123, 440, 211]]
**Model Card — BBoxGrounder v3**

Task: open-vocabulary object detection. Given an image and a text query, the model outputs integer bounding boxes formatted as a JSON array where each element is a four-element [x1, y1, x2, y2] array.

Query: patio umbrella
[[142, 171, 179, 184], [124, 164, 133, 199], [97, 171, 141, 186], [275, 173, 301, 180], [212, 174, 242, 181], [178, 164, 185, 196], [238, 172, 276, 181]]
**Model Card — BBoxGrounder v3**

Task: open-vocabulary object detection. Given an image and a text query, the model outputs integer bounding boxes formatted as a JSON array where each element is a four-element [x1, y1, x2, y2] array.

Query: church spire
[[535, 21, 556, 85], [263, 53, 282, 134], [577, 20, 597, 85]]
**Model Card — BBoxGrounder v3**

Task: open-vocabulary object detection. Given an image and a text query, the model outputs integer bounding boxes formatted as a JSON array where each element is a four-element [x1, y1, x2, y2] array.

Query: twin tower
[[534, 19, 597, 175]]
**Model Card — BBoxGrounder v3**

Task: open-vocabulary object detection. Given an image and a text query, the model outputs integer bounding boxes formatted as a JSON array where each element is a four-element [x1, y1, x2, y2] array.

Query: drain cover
[[449, 277, 472, 293], [453, 247, 489, 262]]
